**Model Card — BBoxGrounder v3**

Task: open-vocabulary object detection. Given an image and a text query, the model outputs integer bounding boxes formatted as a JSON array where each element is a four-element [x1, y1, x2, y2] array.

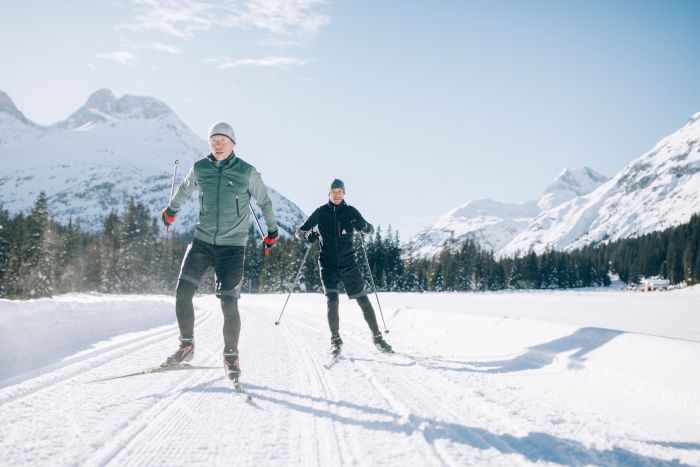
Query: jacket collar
[[327, 200, 347, 211], [208, 151, 236, 168]]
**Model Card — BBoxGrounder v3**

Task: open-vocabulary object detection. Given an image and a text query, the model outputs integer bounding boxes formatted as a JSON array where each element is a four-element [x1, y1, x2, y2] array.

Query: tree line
[[1, 193, 698, 299]]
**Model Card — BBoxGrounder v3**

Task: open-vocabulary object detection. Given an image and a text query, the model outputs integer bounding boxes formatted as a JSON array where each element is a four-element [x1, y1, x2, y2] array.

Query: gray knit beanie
[[329, 178, 345, 192], [208, 121, 236, 143]]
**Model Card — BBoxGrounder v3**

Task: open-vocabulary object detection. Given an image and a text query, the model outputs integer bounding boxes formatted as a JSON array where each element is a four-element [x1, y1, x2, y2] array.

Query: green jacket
[[168, 153, 277, 246]]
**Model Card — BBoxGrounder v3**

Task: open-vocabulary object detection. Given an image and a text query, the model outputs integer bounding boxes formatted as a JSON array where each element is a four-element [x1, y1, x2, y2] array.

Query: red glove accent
[[162, 208, 176, 234], [262, 231, 278, 256], [262, 235, 278, 247], [161, 209, 176, 226]]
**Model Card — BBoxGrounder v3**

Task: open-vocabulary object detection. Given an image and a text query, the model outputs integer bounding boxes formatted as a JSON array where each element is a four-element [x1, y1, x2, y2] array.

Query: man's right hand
[[161, 207, 176, 227], [295, 228, 319, 243], [307, 231, 320, 243]]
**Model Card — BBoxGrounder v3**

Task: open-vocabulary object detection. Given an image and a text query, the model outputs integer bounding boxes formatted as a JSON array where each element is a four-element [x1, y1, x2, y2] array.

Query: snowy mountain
[[406, 199, 540, 257], [0, 89, 305, 236], [501, 112, 700, 255], [537, 167, 609, 211], [407, 167, 608, 257]]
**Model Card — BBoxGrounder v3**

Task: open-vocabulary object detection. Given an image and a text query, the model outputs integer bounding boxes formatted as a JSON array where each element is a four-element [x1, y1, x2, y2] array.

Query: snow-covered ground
[[1, 288, 699, 466]]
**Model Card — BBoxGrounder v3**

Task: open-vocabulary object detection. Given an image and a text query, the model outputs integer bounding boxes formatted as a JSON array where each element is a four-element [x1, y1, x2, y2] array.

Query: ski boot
[[330, 336, 343, 359], [372, 333, 393, 353], [162, 337, 194, 367], [223, 351, 241, 382]]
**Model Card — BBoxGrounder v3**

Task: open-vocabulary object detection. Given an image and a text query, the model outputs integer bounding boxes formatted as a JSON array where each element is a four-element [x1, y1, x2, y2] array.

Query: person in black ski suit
[[295, 179, 393, 357]]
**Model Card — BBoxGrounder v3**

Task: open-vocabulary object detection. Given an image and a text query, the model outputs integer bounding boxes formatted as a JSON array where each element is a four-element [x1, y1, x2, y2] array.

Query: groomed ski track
[[1, 292, 699, 466]]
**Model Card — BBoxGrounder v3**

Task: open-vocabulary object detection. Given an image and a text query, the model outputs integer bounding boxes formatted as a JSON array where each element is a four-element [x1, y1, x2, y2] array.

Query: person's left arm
[[248, 168, 278, 244], [350, 207, 374, 235]]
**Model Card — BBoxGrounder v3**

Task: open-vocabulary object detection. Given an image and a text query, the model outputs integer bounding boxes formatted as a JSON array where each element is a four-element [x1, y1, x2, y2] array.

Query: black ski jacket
[[297, 201, 372, 267]]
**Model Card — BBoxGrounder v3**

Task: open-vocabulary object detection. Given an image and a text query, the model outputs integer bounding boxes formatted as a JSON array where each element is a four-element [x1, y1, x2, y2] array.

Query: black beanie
[[329, 178, 345, 192]]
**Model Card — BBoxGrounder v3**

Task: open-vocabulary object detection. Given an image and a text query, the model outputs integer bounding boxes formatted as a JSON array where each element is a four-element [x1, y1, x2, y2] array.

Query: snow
[[2, 288, 699, 465]]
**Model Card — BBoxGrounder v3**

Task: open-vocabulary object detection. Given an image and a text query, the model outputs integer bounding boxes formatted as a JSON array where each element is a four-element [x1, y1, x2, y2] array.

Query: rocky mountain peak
[[0, 89, 36, 126], [58, 89, 174, 129]]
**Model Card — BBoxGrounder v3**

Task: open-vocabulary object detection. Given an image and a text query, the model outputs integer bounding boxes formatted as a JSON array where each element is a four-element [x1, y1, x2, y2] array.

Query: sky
[[1, 0, 700, 240]]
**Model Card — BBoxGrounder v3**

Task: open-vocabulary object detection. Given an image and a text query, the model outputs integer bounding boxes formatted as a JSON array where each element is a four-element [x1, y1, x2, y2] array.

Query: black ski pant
[[175, 238, 245, 353], [326, 293, 380, 339]]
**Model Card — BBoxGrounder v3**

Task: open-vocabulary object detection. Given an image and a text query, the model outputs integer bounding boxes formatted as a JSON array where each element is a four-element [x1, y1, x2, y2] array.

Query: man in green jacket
[[160, 121, 278, 382]]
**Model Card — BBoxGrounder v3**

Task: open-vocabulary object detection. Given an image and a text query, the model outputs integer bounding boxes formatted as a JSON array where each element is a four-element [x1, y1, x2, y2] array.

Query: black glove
[[295, 228, 319, 243], [307, 231, 320, 243], [354, 219, 374, 235]]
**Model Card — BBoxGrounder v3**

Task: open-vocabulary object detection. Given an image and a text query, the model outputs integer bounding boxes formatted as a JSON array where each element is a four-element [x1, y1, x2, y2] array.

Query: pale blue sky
[[2, 0, 699, 239]]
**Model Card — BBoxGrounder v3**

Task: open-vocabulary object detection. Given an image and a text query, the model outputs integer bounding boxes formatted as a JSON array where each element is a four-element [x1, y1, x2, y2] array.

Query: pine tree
[[100, 209, 122, 292], [0, 205, 10, 297], [429, 263, 444, 292], [23, 192, 53, 298], [243, 224, 261, 292]]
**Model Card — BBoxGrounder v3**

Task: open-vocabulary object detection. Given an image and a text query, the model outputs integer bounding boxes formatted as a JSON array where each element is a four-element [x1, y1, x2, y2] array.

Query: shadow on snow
[[409, 326, 625, 373], [181, 379, 689, 466]]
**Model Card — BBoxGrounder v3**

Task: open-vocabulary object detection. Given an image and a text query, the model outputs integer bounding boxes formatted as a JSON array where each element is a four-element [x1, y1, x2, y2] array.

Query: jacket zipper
[[236, 195, 240, 217], [333, 205, 340, 266], [214, 169, 222, 244]]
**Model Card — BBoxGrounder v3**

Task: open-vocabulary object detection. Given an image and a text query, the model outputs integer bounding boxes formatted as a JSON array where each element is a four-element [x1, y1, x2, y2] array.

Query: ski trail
[[280, 307, 455, 466], [2, 294, 697, 466], [0, 304, 216, 466], [0, 305, 215, 406], [83, 299, 261, 466], [279, 317, 361, 466], [82, 367, 217, 466], [278, 303, 688, 466]]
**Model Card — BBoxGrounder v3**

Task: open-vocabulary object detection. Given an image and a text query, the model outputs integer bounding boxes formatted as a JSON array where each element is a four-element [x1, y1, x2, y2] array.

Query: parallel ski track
[[82, 300, 261, 466], [81, 364, 218, 466], [278, 315, 361, 466], [279, 304, 607, 465], [281, 310, 454, 466], [0, 305, 216, 406]]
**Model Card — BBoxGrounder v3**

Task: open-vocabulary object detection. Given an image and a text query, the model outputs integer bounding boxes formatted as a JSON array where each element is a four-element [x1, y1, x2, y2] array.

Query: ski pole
[[248, 204, 271, 256], [274, 241, 313, 325], [357, 233, 389, 334], [166, 159, 179, 235]]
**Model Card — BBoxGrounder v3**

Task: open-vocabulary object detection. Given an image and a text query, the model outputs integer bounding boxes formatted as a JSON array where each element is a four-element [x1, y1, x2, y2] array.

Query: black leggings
[[176, 280, 241, 353], [326, 293, 380, 338]]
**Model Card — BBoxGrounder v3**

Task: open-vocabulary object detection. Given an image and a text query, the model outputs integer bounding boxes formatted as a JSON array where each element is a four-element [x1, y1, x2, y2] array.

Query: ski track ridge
[[281, 309, 454, 466], [279, 315, 361, 466], [0, 306, 215, 406], [81, 365, 216, 466]]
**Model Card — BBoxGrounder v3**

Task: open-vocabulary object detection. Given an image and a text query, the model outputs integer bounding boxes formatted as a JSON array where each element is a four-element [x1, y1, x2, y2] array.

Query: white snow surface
[[1, 289, 699, 466]]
